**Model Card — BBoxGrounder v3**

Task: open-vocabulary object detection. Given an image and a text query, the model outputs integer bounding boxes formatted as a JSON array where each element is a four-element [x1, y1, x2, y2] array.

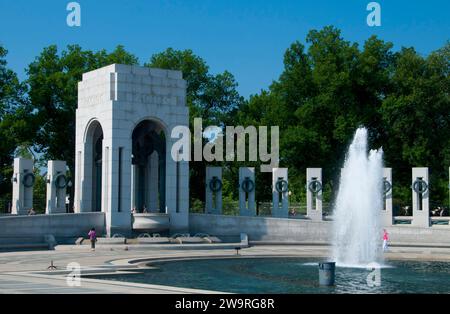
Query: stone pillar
[[381, 167, 393, 226], [272, 168, 289, 218], [205, 167, 222, 215], [412, 167, 430, 227], [74, 150, 82, 212], [11, 158, 34, 215], [168, 141, 190, 233], [148, 151, 159, 211], [239, 167, 256, 216], [131, 164, 137, 211], [306, 168, 323, 221], [104, 142, 133, 237], [46, 160, 67, 214]]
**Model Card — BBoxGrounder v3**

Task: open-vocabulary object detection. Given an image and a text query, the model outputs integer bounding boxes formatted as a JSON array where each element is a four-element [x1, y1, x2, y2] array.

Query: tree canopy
[[238, 27, 449, 208], [0, 46, 29, 202], [0, 26, 449, 213]]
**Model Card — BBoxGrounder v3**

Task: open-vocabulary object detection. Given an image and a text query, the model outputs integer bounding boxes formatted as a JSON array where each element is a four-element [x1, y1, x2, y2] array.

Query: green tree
[[239, 27, 396, 208], [147, 48, 243, 126], [0, 46, 30, 210], [380, 43, 450, 206], [3, 28, 448, 215]]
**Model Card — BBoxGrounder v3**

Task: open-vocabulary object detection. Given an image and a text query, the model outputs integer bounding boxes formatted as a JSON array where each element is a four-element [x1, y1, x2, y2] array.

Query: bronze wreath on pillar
[[412, 178, 428, 194], [54, 174, 68, 189], [308, 179, 322, 194], [209, 176, 222, 192], [275, 178, 288, 193], [22, 173, 35, 188], [241, 177, 255, 193]]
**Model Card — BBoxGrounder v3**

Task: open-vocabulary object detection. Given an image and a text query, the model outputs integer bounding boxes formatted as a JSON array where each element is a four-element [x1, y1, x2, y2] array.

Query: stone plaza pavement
[[1, 244, 450, 294]]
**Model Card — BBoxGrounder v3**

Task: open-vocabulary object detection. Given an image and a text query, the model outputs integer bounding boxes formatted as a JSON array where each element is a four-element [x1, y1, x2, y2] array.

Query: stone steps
[[0, 235, 56, 251], [0, 242, 50, 251]]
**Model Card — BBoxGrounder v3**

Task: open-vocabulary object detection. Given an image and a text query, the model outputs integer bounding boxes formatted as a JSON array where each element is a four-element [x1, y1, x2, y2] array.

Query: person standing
[[382, 229, 389, 252], [88, 228, 97, 251]]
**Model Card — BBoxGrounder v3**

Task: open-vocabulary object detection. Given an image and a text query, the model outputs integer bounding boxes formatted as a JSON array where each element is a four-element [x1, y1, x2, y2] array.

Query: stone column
[[239, 167, 256, 216], [205, 167, 222, 215], [306, 168, 323, 221], [272, 168, 289, 218], [104, 141, 132, 237], [412, 167, 430, 227], [74, 150, 82, 212], [11, 158, 34, 215], [131, 164, 137, 211], [46, 160, 67, 214], [102, 145, 110, 215], [381, 168, 393, 226], [148, 151, 159, 211], [167, 137, 190, 234]]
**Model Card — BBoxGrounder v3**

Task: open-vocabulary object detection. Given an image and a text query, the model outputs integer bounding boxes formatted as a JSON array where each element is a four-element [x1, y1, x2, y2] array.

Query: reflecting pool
[[90, 257, 450, 293]]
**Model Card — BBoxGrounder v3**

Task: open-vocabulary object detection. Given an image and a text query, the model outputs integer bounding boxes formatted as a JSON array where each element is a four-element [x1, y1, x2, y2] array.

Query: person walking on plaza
[[382, 229, 389, 252], [88, 227, 97, 251]]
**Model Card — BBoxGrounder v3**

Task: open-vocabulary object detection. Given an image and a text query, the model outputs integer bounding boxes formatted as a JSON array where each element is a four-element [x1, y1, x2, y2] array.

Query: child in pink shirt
[[88, 228, 97, 251], [382, 229, 389, 251]]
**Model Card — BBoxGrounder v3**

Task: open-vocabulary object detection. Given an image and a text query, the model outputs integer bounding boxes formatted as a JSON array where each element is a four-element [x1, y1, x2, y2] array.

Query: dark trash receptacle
[[318, 262, 335, 286]]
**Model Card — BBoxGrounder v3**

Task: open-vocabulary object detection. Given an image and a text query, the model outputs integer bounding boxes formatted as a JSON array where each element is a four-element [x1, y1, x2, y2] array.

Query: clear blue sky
[[0, 0, 449, 98]]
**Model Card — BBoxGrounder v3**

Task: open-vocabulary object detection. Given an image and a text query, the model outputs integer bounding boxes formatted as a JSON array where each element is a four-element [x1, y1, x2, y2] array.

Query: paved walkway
[[1, 244, 450, 293], [0, 272, 221, 294]]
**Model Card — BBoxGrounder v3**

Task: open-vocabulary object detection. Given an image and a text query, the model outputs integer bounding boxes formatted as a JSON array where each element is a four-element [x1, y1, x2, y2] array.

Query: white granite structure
[[306, 168, 323, 221], [46, 160, 68, 214], [11, 158, 34, 215], [412, 167, 430, 227], [381, 167, 393, 226], [205, 167, 222, 215], [74, 64, 189, 236], [239, 167, 256, 216], [272, 168, 289, 218]]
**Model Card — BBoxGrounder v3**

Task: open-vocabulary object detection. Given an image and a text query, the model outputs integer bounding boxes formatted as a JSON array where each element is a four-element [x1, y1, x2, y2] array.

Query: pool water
[[90, 257, 450, 293]]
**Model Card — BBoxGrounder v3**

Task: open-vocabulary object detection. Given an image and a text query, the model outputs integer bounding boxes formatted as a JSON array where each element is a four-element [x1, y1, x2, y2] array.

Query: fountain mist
[[332, 127, 384, 267]]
